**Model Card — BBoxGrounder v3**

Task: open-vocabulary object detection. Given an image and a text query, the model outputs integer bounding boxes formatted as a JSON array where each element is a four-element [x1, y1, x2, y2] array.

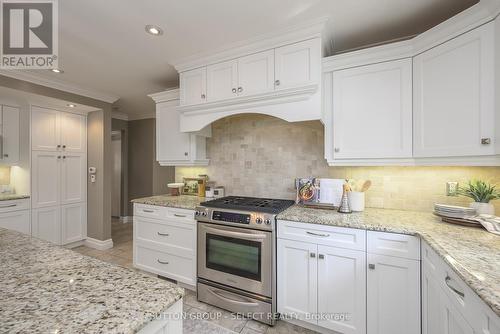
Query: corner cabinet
[[149, 89, 210, 166]]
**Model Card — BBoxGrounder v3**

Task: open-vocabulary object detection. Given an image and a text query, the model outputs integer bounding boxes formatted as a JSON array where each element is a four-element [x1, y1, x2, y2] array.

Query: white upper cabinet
[[332, 59, 413, 160], [207, 60, 238, 102], [180, 67, 207, 106], [237, 50, 275, 96], [0, 105, 20, 163], [31, 106, 60, 151], [413, 22, 495, 158], [275, 38, 321, 90], [60, 112, 86, 153]]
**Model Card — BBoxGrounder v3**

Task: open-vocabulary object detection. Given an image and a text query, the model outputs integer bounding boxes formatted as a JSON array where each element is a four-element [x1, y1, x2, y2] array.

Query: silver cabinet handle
[[157, 259, 169, 265], [481, 138, 491, 145], [173, 213, 186, 218], [232, 88, 237, 93], [368, 264, 375, 270], [318, 254, 325, 260], [445, 276, 464, 298], [310, 253, 316, 258], [157, 232, 169, 236], [207, 288, 259, 307], [0, 204, 17, 208], [237, 87, 243, 93], [275, 80, 280, 86], [143, 209, 155, 213], [306, 231, 330, 237]]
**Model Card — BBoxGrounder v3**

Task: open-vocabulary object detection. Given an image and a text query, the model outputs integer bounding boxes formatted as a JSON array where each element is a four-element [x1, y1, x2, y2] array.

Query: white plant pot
[[469, 202, 495, 215]]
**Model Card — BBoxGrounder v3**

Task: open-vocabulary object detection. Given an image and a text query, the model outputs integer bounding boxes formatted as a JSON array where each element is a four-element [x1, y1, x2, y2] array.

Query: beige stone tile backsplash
[[176, 114, 500, 213], [0, 166, 11, 185]]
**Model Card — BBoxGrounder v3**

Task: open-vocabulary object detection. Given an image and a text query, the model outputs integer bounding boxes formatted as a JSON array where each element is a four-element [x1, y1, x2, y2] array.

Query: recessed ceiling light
[[67, 103, 76, 108], [145, 25, 163, 36], [50, 68, 64, 73]]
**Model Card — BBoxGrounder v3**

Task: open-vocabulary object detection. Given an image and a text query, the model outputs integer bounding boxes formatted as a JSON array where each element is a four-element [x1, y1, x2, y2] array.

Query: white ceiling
[[20, 0, 479, 120]]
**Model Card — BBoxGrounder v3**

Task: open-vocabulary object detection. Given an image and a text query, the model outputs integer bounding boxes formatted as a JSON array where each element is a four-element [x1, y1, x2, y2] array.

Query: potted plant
[[458, 180, 500, 215]]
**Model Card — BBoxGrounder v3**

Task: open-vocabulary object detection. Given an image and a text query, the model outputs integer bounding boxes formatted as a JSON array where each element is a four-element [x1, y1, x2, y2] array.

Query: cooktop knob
[[202, 212, 207, 217], [265, 219, 271, 225], [195, 211, 200, 216], [256, 218, 263, 224]]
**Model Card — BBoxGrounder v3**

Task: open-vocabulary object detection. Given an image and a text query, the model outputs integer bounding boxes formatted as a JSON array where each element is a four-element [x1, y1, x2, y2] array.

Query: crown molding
[[171, 16, 329, 73], [111, 111, 129, 121], [148, 88, 180, 103], [0, 70, 120, 103]]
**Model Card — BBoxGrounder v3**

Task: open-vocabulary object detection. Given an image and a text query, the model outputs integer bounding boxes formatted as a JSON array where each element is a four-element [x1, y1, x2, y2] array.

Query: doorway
[[111, 131, 122, 218]]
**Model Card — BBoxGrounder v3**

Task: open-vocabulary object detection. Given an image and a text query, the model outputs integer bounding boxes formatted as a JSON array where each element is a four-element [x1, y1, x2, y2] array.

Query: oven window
[[206, 233, 261, 281]]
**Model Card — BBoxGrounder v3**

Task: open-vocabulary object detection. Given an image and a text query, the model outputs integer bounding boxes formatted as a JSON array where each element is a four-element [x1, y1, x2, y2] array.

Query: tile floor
[[72, 218, 319, 334]]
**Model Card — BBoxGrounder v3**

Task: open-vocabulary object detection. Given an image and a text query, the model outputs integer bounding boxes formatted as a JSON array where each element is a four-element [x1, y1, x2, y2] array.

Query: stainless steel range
[[195, 196, 295, 325]]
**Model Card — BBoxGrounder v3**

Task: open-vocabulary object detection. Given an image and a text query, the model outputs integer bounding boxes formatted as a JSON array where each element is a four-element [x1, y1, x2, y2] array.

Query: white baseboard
[[64, 240, 85, 249], [120, 216, 133, 224], [84, 237, 114, 250]]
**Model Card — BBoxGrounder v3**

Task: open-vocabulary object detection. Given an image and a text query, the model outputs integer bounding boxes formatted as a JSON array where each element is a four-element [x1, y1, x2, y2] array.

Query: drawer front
[[135, 216, 195, 253], [134, 203, 164, 219], [0, 199, 30, 213], [134, 243, 195, 285], [367, 231, 420, 260], [164, 207, 195, 221], [0, 210, 30, 234], [134, 203, 195, 222], [277, 220, 366, 251]]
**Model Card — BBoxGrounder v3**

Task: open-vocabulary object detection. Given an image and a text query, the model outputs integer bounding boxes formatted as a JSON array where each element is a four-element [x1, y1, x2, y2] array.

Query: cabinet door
[[413, 22, 495, 157], [332, 59, 413, 159], [32, 206, 61, 244], [277, 238, 317, 324], [237, 50, 275, 96], [318, 245, 366, 334], [60, 112, 86, 153], [61, 153, 86, 205], [32, 151, 61, 208], [156, 102, 191, 163], [440, 290, 474, 334], [422, 265, 444, 334], [31, 106, 60, 151], [61, 203, 86, 244], [1, 105, 20, 163], [367, 254, 420, 334], [180, 67, 207, 105], [275, 38, 321, 90], [207, 59, 238, 102], [0, 210, 30, 235]]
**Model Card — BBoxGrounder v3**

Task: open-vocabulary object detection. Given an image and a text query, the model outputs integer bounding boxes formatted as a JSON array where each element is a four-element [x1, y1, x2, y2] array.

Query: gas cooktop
[[200, 196, 295, 214]]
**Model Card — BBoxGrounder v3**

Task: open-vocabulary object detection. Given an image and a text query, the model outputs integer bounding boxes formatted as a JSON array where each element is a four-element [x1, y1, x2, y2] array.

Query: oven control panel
[[195, 206, 275, 230]]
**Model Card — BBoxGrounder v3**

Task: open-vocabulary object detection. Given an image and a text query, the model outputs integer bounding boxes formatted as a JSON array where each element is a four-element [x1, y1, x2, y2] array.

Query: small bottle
[[338, 182, 352, 214]]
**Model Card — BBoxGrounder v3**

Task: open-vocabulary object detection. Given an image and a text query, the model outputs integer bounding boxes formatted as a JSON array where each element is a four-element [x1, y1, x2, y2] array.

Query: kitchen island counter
[[0, 228, 184, 334]]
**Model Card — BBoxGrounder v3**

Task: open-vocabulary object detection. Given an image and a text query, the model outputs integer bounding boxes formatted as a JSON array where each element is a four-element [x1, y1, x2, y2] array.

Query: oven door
[[198, 222, 272, 297]]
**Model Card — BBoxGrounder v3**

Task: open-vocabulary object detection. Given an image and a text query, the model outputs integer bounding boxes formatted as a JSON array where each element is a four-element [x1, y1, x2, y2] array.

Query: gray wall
[[0, 75, 113, 241], [112, 118, 129, 217]]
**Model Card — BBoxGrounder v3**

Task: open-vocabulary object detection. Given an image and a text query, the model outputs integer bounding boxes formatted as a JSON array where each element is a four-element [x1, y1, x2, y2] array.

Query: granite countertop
[[132, 194, 207, 210], [0, 194, 30, 201], [277, 205, 500, 317], [0, 228, 184, 334]]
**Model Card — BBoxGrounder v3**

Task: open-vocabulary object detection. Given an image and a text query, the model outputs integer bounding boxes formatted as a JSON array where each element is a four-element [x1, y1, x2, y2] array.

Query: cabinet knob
[[368, 264, 375, 270], [334, 148, 340, 153], [201, 94, 206, 99], [275, 80, 280, 86], [237, 87, 243, 93], [57, 145, 61, 148], [184, 152, 188, 156], [62, 145, 66, 149], [318, 254, 325, 260], [57, 156, 61, 159], [310, 252, 316, 258], [3, 154, 8, 158], [232, 88, 237, 93], [481, 138, 491, 145], [62, 156, 66, 159]]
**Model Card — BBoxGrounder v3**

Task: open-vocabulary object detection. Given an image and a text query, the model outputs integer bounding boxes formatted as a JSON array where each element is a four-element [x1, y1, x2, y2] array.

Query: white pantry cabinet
[[277, 221, 366, 334], [413, 22, 496, 158], [150, 89, 210, 166], [31, 106, 87, 246], [332, 59, 412, 160], [180, 67, 207, 106], [0, 105, 20, 164]]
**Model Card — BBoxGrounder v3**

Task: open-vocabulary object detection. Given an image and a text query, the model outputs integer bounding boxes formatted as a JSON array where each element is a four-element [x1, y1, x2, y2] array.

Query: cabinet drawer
[[278, 220, 366, 251], [164, 207, 195, 221], [367, 231, 420, 260], [134, 203, 195, 222], [0, 199, 30, 213], [135, 216, 195, 254], [134, 243, 195, 286], [134, 204, 164, 219]]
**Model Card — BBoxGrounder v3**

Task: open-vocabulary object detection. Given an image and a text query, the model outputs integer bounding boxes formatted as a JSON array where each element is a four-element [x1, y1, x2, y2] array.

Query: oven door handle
[[207, 288, 259, 307], [203, 226, 267, 240]]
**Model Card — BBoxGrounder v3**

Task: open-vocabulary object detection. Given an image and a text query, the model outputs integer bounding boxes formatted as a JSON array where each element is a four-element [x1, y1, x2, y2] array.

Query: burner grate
[[201, 196, 295, 214]]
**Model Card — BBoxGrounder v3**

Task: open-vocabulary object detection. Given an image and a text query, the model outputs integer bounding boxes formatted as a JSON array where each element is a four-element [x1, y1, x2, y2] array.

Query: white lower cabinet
[[61, 203, 87, 244], [366, 253, 420, 334], [32, 206, 61, 244], [0, 208, 30, 235]]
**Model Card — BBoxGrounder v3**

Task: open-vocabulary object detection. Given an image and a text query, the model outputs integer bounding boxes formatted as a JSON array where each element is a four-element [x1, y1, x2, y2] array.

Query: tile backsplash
[[0, 166, 10, 185], [176, 114, 500, 213]]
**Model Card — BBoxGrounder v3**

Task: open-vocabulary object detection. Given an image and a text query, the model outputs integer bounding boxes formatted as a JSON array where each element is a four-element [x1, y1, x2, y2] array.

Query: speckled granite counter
[[132, 195, 208, 210], [277, 205, 500, 317], [0, 194, 29, 201], [0, 228, 184, 334]]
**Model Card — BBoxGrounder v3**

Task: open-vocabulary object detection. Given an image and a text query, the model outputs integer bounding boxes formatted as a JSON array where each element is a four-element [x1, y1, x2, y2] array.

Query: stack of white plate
[[434, 204, 476, 218]]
